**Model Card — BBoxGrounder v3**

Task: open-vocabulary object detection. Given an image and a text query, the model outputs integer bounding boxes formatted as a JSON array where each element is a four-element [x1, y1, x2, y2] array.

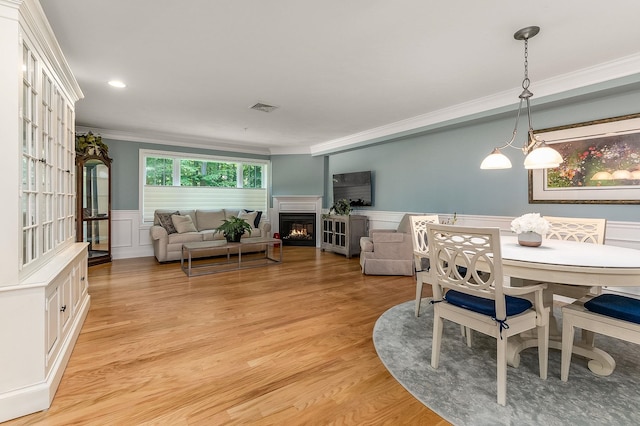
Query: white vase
[[518, 231, 542, 247]]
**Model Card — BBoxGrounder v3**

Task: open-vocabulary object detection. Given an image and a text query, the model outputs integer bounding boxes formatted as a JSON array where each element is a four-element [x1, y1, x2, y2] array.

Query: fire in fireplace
[[279, 213, 316, 246]]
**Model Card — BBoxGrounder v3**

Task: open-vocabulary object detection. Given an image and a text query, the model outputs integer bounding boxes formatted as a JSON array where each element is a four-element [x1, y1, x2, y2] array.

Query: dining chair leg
[[415, 279, 423, 317], [496, 336, 507, 406], [431, 312, 443, 369], [461, 325, 472, 347]]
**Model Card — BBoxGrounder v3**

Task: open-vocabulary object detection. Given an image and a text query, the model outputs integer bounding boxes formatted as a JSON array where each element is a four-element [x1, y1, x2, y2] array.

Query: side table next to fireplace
[[321, 215, 368, 258]]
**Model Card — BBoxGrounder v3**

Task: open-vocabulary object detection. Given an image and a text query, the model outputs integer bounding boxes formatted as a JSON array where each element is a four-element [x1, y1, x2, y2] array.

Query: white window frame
[[139, 149, 270, 224]]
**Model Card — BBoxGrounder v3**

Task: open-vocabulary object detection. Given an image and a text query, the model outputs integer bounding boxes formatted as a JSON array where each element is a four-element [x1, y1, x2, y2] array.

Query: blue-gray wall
[[328, 85, 640, 221], [271, 154, 325, 198], [105, 139, 269, 210]]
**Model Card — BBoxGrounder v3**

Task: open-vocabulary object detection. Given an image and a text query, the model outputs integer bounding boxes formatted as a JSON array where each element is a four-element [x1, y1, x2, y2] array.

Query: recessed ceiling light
[[108, 80, 126, 88]]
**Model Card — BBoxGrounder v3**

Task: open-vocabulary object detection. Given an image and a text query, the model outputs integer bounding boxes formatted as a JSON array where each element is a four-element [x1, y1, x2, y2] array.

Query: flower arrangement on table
[[511, 213, 550, 247]]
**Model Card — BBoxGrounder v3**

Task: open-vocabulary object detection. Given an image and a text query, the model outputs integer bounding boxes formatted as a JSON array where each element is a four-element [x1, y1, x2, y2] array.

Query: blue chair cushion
[[445, 290, 532, 318], [584, 294, 640, 324]]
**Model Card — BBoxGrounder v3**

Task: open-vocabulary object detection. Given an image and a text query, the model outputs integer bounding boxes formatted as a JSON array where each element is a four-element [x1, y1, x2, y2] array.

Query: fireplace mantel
[[272, 196, 322, 247]]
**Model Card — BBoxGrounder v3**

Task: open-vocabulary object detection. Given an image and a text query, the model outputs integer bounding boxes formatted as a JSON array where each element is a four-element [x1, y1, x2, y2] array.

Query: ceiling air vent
[[250, 102, 278, 113]]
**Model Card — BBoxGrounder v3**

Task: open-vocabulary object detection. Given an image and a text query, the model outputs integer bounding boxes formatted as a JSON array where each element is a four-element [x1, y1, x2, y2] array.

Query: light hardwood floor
[[8, 247, 446, 425]]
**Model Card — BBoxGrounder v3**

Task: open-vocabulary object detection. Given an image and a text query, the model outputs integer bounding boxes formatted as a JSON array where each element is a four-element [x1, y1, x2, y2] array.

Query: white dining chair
[[427, 224, 549, 406], [561, 294, 640, 381], [545, 216, 606, 244], [544, 216, 607, 298], [410, 214, 440, 317]]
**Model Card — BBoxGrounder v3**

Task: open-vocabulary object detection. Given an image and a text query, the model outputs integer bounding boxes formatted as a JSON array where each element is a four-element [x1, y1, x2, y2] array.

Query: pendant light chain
[[522, 38, 530, 90]]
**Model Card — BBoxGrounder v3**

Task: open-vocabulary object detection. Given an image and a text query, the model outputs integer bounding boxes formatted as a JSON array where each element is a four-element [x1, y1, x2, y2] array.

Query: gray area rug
[[373, 301, 640, 425]]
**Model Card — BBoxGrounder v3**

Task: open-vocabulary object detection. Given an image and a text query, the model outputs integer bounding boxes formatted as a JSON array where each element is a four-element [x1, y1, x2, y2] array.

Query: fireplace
[[279, 213, 316, 246]]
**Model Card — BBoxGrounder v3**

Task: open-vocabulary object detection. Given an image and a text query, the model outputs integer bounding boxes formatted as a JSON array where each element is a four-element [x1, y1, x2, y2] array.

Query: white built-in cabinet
[[0, 0, 86, 422]]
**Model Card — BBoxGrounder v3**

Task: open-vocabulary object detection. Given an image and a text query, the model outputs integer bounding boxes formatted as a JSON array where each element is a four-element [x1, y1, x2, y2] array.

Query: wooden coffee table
[[181, 237, 282, 276]]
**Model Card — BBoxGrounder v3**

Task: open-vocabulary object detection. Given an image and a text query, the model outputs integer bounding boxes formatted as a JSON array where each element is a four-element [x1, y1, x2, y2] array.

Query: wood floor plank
[[6, 247, 447, 425]]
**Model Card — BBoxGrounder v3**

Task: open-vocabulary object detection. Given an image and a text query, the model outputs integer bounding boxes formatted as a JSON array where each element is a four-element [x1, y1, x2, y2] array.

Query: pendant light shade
[[480, 26, 563, 171], [523, 142, 564, 169], [480, 148, 513, 169]]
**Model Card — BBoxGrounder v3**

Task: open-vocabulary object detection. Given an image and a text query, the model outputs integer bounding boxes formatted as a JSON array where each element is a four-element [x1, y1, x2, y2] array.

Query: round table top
[[501, 236, 640, 269]]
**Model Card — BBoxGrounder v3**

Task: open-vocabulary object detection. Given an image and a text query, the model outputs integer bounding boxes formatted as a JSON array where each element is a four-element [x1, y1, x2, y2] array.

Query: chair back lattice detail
[[410, 215, 441, 317], [410, 215, 440, 255], [544, 216, 606, 245], [427, 224, 506, 319]]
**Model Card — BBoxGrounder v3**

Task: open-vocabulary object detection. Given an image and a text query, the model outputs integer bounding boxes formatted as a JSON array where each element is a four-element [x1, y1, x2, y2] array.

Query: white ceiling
[[39, 0, 640, 156]]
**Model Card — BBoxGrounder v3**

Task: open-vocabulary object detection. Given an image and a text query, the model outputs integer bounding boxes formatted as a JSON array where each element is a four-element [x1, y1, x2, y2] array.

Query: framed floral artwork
[[528, 113, 640, 204]]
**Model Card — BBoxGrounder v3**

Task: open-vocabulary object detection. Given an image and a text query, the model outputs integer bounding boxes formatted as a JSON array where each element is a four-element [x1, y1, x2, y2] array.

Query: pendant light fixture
[[480, 26, 563, 170]]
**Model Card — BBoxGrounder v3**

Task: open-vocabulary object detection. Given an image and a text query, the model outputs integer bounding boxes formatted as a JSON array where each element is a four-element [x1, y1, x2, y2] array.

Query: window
[[179, 159, 237, 187], [243, 164, 263, 188], [145, 157, 173, 185], [140, 150, 269, 223]]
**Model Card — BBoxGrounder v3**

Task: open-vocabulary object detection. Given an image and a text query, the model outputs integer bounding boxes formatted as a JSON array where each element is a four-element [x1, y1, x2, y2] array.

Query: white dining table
[[499, 235, 640, 375]]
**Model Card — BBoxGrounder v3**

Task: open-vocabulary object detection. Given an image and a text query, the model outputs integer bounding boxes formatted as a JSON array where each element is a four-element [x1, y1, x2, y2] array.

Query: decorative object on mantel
[[511, 213, 550, 247], [327, 198, 351, 216], [480, 26, 564, 170], [215, 216, 252, 242]]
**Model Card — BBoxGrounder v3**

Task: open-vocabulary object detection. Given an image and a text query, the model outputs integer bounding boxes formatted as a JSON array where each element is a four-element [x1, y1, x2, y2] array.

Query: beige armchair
[[359, 214, 415, 276]]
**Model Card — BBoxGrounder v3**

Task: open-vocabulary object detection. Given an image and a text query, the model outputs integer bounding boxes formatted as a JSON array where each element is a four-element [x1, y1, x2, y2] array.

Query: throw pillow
[[172, 214, 197, 233], [238, 210, 258, 228], [242, 209, 262, 228], [157, 211, 179, 234]]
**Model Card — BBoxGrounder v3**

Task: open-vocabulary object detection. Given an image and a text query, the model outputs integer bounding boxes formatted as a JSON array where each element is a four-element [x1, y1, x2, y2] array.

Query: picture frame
[[528, 113, 640, 204]]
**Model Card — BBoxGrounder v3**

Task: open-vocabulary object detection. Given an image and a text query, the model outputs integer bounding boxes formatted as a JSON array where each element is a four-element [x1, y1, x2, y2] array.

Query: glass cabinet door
[[81, 159, 110, 262]]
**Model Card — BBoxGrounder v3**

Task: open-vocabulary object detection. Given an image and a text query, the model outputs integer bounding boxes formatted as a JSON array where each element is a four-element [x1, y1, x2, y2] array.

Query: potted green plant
[[215, 216, 252, 242], [328, 199, 351, 216]]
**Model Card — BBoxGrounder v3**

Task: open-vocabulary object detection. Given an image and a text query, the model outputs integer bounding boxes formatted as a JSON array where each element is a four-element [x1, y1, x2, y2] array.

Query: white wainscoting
[[112, 210, 154, 259], [352, 210, 640, 296], [112, 208, 640, 294]]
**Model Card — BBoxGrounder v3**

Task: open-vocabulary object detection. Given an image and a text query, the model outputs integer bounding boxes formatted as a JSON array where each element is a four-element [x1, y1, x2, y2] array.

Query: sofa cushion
[[200, 229, 221, 241], [167, 231, 203, 244], [195, 209, 226, 231], [172, 214, 198, 233], [156, 211, 179, 234]]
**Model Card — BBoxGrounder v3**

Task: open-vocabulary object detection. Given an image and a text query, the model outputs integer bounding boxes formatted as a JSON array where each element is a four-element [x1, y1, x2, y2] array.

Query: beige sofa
[[359, 214, 415, 276], [149, 209, 271, 262]]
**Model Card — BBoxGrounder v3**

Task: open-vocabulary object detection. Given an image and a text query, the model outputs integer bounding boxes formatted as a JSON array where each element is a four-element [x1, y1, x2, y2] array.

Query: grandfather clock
[[76, 132, 112, 265]]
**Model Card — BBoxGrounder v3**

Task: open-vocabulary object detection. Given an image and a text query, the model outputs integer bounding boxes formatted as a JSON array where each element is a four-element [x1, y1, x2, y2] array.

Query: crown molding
[[76, 126, 272, 157], [269, 145, 312, 155], [19, 0, 83, 102], [309, 53, 640, 156]]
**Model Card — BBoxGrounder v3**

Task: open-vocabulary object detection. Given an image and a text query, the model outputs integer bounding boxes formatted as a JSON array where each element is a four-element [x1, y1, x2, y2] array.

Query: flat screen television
[[333, 171, 372, 207]]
